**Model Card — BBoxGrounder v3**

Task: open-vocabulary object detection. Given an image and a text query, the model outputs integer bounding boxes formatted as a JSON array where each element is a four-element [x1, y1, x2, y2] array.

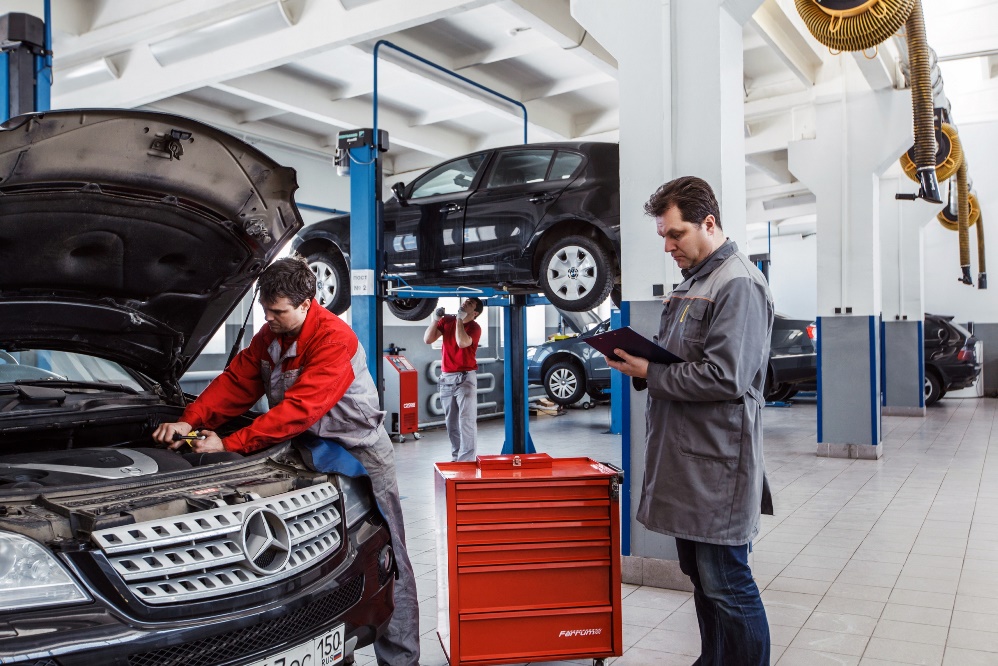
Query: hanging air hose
[[956, 162, 972, 285], [796, 0, 942, 203], [974, 196, 986, 289], [900, 120, 962, 184]]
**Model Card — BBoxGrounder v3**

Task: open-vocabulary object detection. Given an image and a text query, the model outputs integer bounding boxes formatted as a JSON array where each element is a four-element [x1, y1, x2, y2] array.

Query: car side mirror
[[391, 181, 408, 207]]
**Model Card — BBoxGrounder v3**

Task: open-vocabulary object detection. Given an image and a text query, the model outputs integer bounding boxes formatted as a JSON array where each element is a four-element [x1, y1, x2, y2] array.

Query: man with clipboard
[[606, 176, 774, 666]]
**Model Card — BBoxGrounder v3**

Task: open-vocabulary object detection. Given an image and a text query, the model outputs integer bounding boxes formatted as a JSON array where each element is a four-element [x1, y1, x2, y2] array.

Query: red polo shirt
[[437, 315, 481, 372]]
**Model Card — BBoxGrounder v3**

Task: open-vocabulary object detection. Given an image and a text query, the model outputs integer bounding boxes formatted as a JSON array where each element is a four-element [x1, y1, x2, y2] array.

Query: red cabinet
[[435, 454, 623, 666]]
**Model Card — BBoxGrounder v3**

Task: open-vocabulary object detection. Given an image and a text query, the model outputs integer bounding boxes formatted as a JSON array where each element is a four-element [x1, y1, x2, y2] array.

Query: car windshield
[[0, 349, 144, 390]]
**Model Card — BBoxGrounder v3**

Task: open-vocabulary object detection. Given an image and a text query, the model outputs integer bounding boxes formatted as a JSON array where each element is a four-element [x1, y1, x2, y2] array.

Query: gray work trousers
[[439, 371, 477, 462], [346, 429, 420, 665]]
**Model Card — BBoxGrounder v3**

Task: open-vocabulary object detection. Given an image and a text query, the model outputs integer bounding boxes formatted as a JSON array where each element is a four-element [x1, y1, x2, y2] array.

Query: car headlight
[[338, 476, 375, 528], [527, 346, 537, 359], [0, 532, 90, 611]]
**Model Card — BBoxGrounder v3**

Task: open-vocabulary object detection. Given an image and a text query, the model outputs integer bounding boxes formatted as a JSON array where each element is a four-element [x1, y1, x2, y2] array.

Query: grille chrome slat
[[93, 483, 343, 605]]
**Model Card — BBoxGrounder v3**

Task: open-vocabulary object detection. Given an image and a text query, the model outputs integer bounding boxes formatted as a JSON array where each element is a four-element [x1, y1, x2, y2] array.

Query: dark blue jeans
[[675, 538, 770, 666]]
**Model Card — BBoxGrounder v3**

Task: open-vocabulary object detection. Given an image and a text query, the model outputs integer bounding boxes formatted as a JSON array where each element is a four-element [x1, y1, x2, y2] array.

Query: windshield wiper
[[13, 379, 139, 395]]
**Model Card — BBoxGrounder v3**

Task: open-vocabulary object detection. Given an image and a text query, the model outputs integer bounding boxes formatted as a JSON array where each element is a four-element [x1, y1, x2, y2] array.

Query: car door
[[462, 149, 583, 280], [383, 152, 489, 280]]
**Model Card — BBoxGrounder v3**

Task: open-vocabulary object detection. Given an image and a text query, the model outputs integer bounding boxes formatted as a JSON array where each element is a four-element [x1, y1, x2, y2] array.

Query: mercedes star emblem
[[240, 508, 292, 574]]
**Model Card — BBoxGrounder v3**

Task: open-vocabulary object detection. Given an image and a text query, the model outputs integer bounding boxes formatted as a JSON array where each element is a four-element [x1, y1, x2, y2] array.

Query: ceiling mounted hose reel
[[900, 118, 962, 184], [937, 191, 978, 232], [796, 0, 942, 203]]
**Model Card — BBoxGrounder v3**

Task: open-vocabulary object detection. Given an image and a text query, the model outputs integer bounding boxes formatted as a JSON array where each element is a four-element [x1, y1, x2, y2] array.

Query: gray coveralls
[[263, 338, 420, 666], [439, 370, 477, 462]]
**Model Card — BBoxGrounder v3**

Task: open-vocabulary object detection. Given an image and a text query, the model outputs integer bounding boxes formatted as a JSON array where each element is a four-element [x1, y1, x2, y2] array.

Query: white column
[[788, 84, 913, 457], [573, 0, 762, 588]]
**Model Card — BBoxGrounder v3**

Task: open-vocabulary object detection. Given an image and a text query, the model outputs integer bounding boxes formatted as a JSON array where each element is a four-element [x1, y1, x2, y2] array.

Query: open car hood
[[0, 109, 303, 383]]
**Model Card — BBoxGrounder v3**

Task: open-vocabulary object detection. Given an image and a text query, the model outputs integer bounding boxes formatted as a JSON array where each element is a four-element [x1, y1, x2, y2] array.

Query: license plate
[[247, 624, 345, 666]]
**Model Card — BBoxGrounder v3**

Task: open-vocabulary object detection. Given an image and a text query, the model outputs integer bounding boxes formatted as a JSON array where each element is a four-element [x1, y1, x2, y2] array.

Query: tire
[[539, 235, 614, 312], [610, 286, 622, 308], [387, 297, 438, 321], [543, 360, 586, 405], [924, 371, 943, 406], [306, 249, 351, 315], [769, 384, 797, 403]]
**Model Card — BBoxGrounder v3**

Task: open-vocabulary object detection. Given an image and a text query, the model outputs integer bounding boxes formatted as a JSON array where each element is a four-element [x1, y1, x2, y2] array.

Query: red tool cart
[[434, 453, 623, 666], [383, 344, 419, 443]]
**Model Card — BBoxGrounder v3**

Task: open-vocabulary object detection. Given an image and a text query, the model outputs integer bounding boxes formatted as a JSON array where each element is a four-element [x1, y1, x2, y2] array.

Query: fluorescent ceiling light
[[56, 56, 119, 92], [149, 1, 297, 67], [762, 192, 816, 210]]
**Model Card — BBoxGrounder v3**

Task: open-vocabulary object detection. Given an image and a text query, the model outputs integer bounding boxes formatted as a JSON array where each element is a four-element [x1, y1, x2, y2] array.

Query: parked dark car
[[924, 313, 982, 405], [527, 311, 611, 405], [527, 313, 816, 405], [293, 141, 621, 319], [766, 314, 818, 402], [0, 110, 394, 665]]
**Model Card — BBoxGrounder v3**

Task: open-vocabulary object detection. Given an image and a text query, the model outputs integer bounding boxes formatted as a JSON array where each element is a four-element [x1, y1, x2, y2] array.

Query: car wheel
[[544, 360, 586, 405], [306, 250, 351, 315], [387, 297, 439, 321], [610, 286, 622, 308], [924, 371, 943, 406], [539, 235, 614, 312], [769, 384, 797, 403]]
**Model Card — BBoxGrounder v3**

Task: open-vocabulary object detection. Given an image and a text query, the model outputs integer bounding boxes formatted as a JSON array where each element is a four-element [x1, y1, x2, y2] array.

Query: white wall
[[747, 230, 818, 320], [923, 120, 998, 324]]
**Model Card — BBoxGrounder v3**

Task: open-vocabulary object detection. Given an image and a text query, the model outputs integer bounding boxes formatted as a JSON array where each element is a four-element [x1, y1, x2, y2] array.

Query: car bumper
[[941, 362, 982, 391], [770, 353, 817, 385], [2, 519, 394, 666]]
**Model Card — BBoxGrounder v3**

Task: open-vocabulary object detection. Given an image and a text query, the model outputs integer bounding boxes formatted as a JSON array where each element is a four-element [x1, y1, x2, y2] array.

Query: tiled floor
[[353, 395, 998, 665]]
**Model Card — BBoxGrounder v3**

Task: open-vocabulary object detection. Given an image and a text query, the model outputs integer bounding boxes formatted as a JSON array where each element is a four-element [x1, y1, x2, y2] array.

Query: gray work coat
[[636, 240, 774, 546]]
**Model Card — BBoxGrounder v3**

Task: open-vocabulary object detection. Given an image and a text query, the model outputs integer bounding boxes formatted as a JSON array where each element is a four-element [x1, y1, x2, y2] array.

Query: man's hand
[[606, 348, 650, 379], [434, 307, 446, 319], [152, 421, 193, 445], [174, 430, 225, 454]]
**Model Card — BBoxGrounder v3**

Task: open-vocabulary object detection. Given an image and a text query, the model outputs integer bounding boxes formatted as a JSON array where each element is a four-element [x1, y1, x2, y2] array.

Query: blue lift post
[[1, 7, 50, 122], [337, 128, 389, 395], [372, 40, 537, 454]]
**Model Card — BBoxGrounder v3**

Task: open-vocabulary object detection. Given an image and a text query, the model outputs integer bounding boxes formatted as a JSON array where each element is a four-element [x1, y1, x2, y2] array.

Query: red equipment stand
[[434, 453, 623, 666]]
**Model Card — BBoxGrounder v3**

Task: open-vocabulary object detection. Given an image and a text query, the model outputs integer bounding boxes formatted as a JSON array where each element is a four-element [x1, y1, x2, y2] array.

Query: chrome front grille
[[91, 483, 342, 604]]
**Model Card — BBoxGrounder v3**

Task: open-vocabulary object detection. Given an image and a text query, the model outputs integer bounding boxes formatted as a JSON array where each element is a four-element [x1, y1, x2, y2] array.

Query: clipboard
[[584, 326, 685, 365]]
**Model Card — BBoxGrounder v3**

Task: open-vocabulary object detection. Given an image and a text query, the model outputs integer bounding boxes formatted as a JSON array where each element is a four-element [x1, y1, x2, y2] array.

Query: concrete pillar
[[880, 177, 944, 415], [573, 0, 762, 589], [788, 86, 913, 459]]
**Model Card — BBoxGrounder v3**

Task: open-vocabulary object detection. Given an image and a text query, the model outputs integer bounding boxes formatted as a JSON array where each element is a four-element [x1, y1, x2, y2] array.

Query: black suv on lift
[[0, 111, 394, 666], [293, 141, 620, 319], [924, 313, 982, 405]]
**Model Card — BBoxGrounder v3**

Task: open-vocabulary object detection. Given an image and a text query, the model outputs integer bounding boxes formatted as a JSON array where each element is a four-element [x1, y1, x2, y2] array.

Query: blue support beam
[[609, 307, 622, 435], [346, 136, 383, 395]]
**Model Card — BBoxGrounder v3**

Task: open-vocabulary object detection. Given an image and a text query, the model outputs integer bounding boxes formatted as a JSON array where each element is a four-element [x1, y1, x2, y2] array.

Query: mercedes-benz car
[[293, 141, 620, 319], [0, 110, 394, 666]]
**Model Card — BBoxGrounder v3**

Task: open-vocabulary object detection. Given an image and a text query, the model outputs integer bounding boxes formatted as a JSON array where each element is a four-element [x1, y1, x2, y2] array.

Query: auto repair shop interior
[[1, 1, 997, 665]]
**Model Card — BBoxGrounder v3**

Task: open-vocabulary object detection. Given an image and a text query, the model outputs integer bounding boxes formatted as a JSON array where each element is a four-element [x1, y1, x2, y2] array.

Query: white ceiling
[[6, 0, 998, 225]]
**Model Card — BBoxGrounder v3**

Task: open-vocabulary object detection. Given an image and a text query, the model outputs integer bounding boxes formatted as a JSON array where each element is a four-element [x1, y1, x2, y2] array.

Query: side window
[[549, 151, 583, 181], [925, 321, 944, 343], [486, 150, 555, 189], [410, 153, 486, 199]]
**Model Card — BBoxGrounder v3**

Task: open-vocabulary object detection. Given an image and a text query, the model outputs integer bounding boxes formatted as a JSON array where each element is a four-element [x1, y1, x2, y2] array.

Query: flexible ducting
[[797, 0, 941, 203], [974, 197, 987, 289], [795, 0, 914, 52], [937, 188, 978, 232], [900, 121, 962, 183], [956, 162, 972, 285]]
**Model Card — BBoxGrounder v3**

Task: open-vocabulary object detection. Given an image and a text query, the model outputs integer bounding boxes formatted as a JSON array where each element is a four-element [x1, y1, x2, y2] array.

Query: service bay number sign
[[351, 269, 375, 296], [248, 624, 344, 666]]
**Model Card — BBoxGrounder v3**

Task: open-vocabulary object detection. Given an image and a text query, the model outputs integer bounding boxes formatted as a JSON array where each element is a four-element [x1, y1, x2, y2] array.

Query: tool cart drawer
[[458, 606, 615, 664], [457, 560, 612, 612]]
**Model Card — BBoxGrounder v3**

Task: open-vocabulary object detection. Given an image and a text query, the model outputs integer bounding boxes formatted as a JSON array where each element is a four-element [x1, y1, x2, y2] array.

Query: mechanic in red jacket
[[152, 256, 419, 666]]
